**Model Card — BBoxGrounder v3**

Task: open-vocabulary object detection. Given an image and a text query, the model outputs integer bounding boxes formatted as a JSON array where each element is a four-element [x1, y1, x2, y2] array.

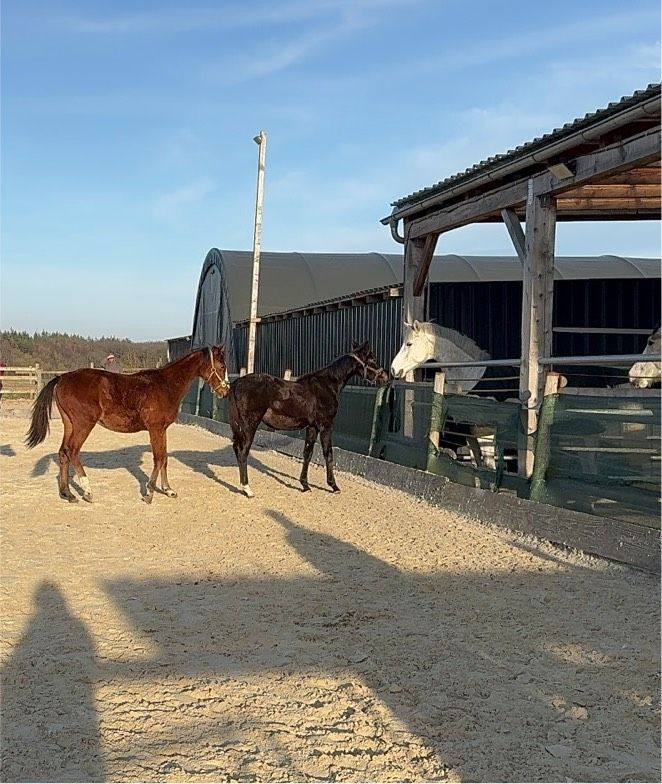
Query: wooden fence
[[0, 365, 148, 401]]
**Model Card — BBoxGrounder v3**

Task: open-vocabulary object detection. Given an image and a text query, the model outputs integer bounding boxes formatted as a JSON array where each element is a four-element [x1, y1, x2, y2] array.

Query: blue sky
[[1, 0, 660, 340]]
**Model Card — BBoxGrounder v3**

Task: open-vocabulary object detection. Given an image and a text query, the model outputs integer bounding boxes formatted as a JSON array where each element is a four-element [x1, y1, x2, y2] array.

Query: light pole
[[246, 129, 267, 374]]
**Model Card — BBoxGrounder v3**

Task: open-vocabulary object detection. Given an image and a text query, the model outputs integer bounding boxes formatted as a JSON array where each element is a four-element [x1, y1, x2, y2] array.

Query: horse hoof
[[165, 489, 177, 498], [243, 485, 254, 498], [142, 493, 153, 505], [330, 485, 341, 493], [61, 493, 78, 503], [82, 493, 93, 503], [301, 485, 311, 493]]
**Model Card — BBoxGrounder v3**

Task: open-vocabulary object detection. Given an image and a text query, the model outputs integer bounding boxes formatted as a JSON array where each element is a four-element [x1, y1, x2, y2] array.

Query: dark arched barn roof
[[188, 248, 660, 372]]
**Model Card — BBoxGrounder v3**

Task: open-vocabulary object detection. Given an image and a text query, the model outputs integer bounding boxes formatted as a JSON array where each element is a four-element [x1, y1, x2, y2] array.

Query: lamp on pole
[[246, 129, 267, 374]]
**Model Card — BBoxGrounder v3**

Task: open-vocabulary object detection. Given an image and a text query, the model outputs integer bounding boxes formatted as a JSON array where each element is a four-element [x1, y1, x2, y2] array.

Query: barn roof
[[211, 250, 660, 322], [387, 83, 661, 216]]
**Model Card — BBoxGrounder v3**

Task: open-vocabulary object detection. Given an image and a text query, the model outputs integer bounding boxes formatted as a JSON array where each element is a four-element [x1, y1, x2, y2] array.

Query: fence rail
[[0, 365, 151, 401]]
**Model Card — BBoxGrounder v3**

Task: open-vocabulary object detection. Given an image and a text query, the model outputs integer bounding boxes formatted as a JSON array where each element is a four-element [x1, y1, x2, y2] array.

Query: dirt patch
[[1, 415, 659, 781]]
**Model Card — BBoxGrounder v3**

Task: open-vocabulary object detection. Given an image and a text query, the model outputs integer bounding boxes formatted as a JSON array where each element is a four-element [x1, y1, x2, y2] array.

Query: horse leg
[[144, 428, 166, 504], [57, 415, 77, 502], [300, 426, 318, 492], [158, 431, 177, 498], [67, 421, 96, 502], [232, 425, 257, 498], [319, 427, 340, 492], [467, 436, 484, 468]]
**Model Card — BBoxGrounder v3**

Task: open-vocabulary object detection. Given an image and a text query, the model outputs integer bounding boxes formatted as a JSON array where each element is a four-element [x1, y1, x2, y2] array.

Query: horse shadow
[[172, 443, 329, 493], [1, 443, 16, 457], [31, 445, 151, 493]]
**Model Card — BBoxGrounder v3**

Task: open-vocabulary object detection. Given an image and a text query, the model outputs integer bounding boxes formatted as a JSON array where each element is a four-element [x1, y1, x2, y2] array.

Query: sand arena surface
[[0, 408, 660, 782]]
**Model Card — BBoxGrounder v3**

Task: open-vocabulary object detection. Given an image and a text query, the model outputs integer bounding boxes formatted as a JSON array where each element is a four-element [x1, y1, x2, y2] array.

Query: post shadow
[[1, 581, 104, 782]]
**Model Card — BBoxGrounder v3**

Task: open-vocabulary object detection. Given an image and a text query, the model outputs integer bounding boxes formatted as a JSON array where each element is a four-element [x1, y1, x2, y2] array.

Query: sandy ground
[[0, 404, 660, 783]]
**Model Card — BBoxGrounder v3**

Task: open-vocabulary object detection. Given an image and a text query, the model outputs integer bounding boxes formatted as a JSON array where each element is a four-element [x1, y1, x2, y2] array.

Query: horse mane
[[301, 353, 355, 382], [414, 322, 490, 360], [161, 346, 206, 369]]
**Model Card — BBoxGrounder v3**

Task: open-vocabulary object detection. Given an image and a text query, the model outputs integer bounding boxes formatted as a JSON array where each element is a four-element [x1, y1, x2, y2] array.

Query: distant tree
[[0, 330, 168, 370]]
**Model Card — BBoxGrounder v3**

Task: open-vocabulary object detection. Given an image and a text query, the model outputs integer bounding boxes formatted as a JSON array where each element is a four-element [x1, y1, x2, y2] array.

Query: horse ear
[[413, 320, 421, 332], [351, 340, 359, 351]]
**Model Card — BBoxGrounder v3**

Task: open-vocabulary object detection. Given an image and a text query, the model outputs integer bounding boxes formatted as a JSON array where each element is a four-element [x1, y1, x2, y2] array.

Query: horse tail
[[25, 376, 60, 449]]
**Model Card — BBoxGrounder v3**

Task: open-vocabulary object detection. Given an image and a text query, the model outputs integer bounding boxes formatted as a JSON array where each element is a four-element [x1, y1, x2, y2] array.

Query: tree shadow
[[1, 582, 105, 782]]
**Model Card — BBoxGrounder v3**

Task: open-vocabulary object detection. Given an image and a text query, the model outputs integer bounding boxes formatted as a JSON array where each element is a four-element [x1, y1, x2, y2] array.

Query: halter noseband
[[205, 347, 230, 395], [349, 353, 383, 382]]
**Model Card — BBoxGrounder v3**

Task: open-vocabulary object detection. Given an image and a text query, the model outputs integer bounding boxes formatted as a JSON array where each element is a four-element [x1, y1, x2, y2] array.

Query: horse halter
[[205, 348, 230, 395], [349, 353, 383, 382]]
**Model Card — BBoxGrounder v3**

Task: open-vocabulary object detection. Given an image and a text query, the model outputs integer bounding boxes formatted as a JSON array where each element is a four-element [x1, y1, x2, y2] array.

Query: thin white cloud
[[58, 0, 418, 35], [151, 177, 217, 222]]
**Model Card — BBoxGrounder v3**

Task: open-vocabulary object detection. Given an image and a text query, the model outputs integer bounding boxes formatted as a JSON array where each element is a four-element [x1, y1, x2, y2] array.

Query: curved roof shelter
[[193, 249, 659, 327]]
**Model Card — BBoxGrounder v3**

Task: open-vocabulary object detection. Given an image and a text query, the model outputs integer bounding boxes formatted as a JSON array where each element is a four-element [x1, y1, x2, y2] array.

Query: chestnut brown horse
[[229, 341, 389, 497], [26, 345, 229, 503]]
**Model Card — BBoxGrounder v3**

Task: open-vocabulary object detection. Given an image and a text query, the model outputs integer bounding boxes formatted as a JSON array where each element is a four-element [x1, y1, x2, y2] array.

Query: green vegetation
[[0, 330, 168, 371]]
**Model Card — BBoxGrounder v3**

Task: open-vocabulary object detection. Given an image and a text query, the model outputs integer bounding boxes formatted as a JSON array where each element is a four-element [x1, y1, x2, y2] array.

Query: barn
[[170, 84, 660, 570], [169, 249, 660, 379]]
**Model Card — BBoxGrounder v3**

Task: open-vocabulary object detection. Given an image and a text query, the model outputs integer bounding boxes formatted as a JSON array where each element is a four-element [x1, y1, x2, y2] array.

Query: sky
[[1, 0, 660, 340]]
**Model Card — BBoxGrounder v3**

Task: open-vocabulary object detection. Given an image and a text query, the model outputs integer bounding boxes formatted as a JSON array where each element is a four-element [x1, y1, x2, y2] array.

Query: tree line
[[0, 330, 168, 371]]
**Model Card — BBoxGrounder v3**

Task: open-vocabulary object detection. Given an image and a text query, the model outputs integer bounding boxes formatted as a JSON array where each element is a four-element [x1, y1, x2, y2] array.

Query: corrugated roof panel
[[391, 84, 661, 209]]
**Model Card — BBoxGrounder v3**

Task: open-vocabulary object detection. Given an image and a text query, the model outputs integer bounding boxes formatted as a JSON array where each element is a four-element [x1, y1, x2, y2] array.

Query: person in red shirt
[[102, 354, 122, 373], [0, 360, 6, 407]]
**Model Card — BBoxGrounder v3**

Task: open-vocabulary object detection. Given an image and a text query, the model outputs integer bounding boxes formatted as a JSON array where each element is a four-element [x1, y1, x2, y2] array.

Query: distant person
[[102, 353, 122, 373], [0, 359, 6, 407]]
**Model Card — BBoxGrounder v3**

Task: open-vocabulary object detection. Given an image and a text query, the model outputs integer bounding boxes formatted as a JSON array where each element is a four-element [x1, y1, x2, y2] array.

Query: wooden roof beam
[[561, 184, 661, 199], [556, 197, 661, 211], [408, 129, 660, 239]]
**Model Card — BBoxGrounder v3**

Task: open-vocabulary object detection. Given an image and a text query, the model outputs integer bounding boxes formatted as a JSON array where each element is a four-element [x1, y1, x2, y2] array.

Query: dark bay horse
[[26, 345, 229, 503], [229, 341, 389, 497]]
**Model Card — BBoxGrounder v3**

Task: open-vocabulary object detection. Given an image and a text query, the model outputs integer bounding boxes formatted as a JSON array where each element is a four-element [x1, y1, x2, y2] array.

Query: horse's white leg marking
[[242, 483, 254, 498], [78, 474, 93, 502]]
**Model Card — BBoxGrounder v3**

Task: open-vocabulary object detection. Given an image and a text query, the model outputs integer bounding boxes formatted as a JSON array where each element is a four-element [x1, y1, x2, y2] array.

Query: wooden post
[[402, 228, 436, 440], [283, 369, 292, 381], [428, 372, 446, 450], [519, 182, 557, 477], [239, 367, 247, 377], [529, 372, 562, 502], [246, 129, 267, 374], [34, 363, 42, 398]]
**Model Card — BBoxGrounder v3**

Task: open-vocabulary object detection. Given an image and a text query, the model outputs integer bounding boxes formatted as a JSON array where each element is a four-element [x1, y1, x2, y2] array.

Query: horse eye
[[406, 342, 412, 347]]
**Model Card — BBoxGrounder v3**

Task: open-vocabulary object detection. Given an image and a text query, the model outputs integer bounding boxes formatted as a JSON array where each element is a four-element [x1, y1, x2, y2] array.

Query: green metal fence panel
[[426, 392, 528, 494], [532, 393, 661, 528], [331, 386, 384, 455], [372, 384, 435, 470]]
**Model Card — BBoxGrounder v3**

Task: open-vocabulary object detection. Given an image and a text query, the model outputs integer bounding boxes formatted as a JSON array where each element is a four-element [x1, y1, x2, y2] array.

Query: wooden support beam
[[556, 197, 661, 211], [519, 185, 557, 478], [412, 234, 439, 296], [402, 230, 428, 331], [560, 184, 661, 199], [408, 130, 660, 240], [533, 129, 661, 198], [409, 179, 527, 239], [501, 208, 526, 263]]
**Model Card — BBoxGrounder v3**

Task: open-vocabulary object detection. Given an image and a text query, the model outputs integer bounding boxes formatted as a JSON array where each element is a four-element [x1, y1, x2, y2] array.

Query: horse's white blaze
[[629, 326, 661, 388], [391, 321, 489, 392]]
